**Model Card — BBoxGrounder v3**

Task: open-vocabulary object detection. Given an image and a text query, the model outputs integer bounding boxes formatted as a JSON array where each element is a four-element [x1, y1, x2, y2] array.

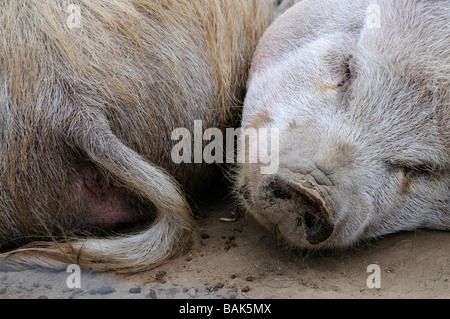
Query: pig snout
[[255, 169, 334, 246]]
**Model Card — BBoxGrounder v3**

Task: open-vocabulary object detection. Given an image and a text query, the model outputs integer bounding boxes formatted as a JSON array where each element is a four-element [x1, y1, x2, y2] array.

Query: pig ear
[[375, 0, 449, 160], [374, 0, 450, 90]]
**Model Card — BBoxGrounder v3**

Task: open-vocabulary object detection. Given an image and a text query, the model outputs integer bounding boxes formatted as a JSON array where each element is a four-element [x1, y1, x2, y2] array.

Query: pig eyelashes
[[406, 163, 441, 177], [337, 56, 355, 92], [275, 0, 286, 5], [386, 160, 440, 177]]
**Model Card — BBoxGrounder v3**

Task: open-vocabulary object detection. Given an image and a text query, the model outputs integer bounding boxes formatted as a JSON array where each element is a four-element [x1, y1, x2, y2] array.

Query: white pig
[[236, 0, 449, 249]]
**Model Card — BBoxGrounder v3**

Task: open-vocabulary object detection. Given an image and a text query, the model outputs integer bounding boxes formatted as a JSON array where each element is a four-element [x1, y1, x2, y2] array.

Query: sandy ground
[[0, 189, 448, 299]]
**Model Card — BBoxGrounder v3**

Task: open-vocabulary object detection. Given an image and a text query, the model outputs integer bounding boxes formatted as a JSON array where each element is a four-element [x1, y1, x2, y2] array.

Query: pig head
[[237, 0, 449, 249]]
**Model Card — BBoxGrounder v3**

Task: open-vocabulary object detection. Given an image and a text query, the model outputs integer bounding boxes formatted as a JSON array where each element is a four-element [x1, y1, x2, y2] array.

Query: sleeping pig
[[236, 0, 449, 249]]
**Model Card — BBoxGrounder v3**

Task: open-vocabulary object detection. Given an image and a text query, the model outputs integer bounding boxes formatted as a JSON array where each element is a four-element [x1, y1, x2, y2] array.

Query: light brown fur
[[0, 0, 285, 272]]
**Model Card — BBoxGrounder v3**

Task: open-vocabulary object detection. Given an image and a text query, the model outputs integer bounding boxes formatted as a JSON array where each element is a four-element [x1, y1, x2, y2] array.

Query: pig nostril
[[304, 211, 314, 228], [296, 217, 303, 228], [272, 187, 292, 200], [304, 211, 334, 245], [294, 217, 303, 232], [261, 175, 334, 245]]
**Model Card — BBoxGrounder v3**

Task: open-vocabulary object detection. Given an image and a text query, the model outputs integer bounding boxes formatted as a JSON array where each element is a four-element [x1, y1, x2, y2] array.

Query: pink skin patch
[[81, 166, 136, 228]]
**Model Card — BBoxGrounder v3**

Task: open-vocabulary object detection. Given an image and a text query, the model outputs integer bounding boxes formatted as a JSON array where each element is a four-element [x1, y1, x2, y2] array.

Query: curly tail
[[0, 111, 194, 273]]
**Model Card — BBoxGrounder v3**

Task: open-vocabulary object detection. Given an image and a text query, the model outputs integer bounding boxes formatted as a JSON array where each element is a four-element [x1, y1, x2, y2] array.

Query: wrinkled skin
[[236, 0, 449, 249]]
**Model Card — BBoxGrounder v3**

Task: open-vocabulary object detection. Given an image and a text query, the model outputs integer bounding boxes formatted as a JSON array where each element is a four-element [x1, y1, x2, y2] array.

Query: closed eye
[[337, 56, 355, 91], [387, 161, 440, 176]]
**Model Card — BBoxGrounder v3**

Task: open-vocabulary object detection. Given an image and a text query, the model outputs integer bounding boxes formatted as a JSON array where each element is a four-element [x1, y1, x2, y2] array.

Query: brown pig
[[0, 0, 291, 272], [236, 0, 449, 249]]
